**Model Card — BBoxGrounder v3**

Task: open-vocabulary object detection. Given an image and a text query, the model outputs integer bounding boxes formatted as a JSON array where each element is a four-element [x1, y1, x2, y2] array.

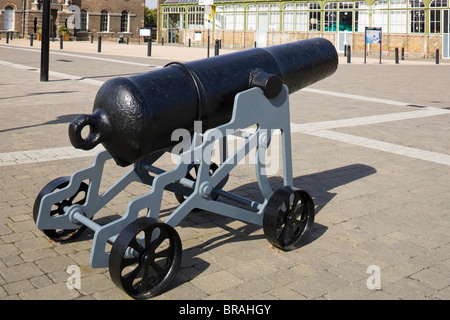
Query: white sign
[[199, 0, 214, 5], [139, 28, 151, 37]]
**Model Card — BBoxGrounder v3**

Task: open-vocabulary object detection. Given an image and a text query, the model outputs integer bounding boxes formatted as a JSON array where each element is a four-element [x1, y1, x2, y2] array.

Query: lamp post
[[40, 0, 50, 82]]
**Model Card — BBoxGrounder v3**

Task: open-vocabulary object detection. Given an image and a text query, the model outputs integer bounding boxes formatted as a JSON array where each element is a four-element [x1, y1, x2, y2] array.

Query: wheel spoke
[[121, 264, 142, 292], [128, 237, 144, 255], [155, 247, 172, 259], [291, 192, 300, 211]]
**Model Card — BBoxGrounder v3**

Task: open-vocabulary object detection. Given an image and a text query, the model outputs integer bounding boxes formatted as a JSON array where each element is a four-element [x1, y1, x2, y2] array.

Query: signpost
[[364, 27, 382, 64], [200, 0, 214, 57]]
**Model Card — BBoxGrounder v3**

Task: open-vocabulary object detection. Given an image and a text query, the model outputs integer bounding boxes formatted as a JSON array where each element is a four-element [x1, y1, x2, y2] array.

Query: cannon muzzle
[[69, 38, 338, 166]]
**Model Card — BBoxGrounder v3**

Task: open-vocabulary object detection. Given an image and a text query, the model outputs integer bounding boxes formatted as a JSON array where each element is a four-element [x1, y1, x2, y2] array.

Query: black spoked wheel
[[175, 162, 226, 203], [263, 186, 315, 251], [33, 176, 89, 242], [109, 217, 182, 300]]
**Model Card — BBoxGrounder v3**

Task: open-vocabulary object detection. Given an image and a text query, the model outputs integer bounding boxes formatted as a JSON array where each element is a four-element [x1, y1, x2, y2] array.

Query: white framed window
[[100, 10, 109, 32], [3, 6, 15, 31]]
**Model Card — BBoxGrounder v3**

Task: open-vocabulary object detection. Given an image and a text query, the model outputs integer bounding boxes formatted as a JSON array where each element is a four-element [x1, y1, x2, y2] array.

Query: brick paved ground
[[0, 39, 449, 300]]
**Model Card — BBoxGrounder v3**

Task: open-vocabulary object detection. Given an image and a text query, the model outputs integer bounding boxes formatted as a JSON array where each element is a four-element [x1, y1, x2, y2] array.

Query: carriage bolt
[[199, 181, 213, 198]]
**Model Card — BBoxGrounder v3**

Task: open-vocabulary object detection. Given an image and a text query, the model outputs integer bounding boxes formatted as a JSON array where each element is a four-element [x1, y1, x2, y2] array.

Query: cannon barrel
[[69, 38, 338, 166]]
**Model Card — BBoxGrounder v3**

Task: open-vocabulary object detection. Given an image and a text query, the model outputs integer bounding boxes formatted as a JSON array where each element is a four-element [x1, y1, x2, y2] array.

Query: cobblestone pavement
[[0, 39, 449, 300]]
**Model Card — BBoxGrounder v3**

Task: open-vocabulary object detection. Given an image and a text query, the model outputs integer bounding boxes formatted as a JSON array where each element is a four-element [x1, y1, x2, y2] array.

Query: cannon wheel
[[175, 162, 227, 203], [263, 186, 315, 251], [109, 217, 182, 300], [33, 176, 89, 242]]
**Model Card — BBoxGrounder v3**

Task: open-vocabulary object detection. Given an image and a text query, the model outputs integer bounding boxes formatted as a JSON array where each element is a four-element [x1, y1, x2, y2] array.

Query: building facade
[[159, 0, 450, 58], [0, 0, 145, 41]]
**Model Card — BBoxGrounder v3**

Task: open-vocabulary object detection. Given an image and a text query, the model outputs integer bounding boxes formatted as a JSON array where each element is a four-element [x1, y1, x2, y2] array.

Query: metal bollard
[[344, 45, 347, 57], [401, 47, 405, 60], [188, 38, 191, 47], [127, 37, 129, 45], [395, 47, 399, 64], [30, 34, 34, 47], [6, 32, 9, 44], [98, 36, 102, 53], [436, 49, 440, 64], [254, 41, 257, 48], [347, 45, 351, 64], [91, 34, 94, 44], [162, 37, 164, 46], [147, 38, 152, 57], [10, 32, 13, 41], [60, 35, 63, 50], [214, 39, 220, 56]]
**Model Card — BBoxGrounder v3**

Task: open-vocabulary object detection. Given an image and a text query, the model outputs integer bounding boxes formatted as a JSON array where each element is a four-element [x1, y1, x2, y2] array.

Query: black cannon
[[69, 38, 337, 166], [34, 38, 338, 299]]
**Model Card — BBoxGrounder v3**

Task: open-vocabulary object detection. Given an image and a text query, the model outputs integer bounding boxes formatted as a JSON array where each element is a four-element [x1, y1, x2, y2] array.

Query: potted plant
[[58, 26, 69, 41]]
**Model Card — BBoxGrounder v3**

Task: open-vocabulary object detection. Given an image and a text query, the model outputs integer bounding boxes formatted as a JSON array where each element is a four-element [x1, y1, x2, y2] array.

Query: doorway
[[256, 13, 268, 47], [443, 10, 450, 59]]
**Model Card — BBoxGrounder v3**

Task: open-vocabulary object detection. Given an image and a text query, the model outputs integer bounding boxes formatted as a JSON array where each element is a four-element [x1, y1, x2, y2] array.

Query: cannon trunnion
[[34, 39, 338, 299]]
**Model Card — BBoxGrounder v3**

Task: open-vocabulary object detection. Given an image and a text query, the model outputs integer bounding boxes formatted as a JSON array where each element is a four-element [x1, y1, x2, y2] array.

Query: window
[[430, 0, 448, 33], [100, 10, 109, 32], [282, 4, 295, 31], [355, 1, 369, 32], [409, 0, 425, 33], [246, 5, 257, 30], [372, 1, 388, 32], [3, 6, 14, 31], [187, 6, 204, 29], [390, 10, 407, 33], [269, 4, 280, 31], [235, 6, 244, 30], [309, 3, 321, 31], [324, 2, 337, 32], [120, 11, 129, 33], [80, 9, 88, 31]]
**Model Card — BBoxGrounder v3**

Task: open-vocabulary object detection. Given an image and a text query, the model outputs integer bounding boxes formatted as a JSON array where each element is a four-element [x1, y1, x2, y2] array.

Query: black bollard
[[127, 37, 129, 45], [344, 45, 347, 57], [91, 34, 94, 43], [189, 38, 191, 47], [147, 38, 152, 57], [98, 35, 102, 53], [347, 45, 351, 64], [60, 35, 63, 50], [214, 39, 219, 56], [436, 49, 440, 64], [10, 32, 13, 41], [254, 41, 257, 48], [395, 47, 399, 64], [162, 37, 164, 46], [30, 34, 34, 47], [6, 32, 9, 44], [401, 47, 405, 60]]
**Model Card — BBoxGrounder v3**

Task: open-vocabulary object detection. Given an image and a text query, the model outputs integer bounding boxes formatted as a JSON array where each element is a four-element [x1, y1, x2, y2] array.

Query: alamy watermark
[[66, 265, 81, 290], [67, 5, 81, 30], [366, 265, 381, 290], [170, 121, 281, 175]]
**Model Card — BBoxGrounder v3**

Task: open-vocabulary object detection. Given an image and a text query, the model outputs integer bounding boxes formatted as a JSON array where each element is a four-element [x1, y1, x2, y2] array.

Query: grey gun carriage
[[33, 38, 338, 299]]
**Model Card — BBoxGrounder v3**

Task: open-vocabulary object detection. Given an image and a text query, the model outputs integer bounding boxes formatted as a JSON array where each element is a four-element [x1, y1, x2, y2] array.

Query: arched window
[[430, 0, 448, 33], [100, 10, 109, 32], [80, 8, 88, 31], [3, 6, 15, 31], [120, 10, 129, 32]]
